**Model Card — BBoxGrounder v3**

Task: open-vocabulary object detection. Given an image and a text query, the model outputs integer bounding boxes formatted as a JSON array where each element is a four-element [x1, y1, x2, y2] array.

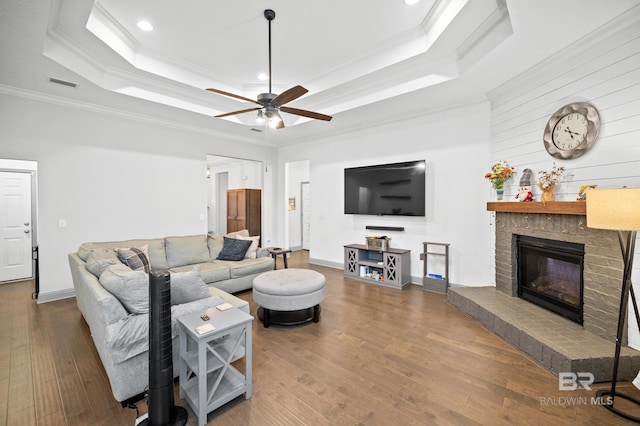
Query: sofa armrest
[[256, 247, 270, 258], [208, 286, 250, 313], [69, 253, 128, 327]]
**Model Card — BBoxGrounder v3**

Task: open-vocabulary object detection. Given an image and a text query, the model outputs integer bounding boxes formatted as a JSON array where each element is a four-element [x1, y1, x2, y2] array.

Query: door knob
[[24, 222, 30, 226], [24, 229, 30, 234]]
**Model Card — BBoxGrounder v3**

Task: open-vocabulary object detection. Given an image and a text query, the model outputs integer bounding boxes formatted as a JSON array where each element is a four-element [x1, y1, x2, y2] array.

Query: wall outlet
[[58, 219, 67, 228]]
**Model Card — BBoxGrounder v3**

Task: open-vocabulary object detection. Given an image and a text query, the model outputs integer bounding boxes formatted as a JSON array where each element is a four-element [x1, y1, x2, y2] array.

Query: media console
[[343, 244, 411, 289]]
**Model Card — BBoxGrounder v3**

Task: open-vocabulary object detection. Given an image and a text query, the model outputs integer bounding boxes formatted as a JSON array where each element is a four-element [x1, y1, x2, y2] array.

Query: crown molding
[[0, 84, 273, 147]]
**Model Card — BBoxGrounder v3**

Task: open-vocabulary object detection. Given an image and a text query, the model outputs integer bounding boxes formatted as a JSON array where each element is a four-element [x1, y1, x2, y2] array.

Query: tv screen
[[344, 160, 426, 216]]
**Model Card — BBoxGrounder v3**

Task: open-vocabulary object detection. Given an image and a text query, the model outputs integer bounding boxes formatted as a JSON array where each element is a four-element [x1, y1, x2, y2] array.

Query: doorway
[[206, 155, 263, 236], [285, 160, 310, 251], [301, 182, 310, 250], [0, 159, 38, 296]]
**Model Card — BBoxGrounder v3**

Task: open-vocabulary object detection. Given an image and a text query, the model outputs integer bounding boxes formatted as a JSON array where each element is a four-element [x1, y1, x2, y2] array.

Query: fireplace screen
[[517, 235, 584, 324]]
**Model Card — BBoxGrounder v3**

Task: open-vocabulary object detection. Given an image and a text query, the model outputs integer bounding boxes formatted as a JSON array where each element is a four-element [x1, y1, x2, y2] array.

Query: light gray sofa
[[68, 232, 274, 402]]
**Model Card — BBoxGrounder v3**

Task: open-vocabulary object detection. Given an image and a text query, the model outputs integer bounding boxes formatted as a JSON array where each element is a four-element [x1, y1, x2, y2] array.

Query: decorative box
[[366, 236, 389, 251]]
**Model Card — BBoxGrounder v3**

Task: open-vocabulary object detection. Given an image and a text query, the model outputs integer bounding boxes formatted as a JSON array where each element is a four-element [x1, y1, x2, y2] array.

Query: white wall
[[486, 10, 640, 347], [0, 94, 277, 300], [278, 102, 493, 287]]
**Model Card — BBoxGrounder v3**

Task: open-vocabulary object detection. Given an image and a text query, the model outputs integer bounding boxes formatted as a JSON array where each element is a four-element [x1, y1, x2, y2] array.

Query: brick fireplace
[[494, 205, 619, 342], [448, 201, 640, 381]]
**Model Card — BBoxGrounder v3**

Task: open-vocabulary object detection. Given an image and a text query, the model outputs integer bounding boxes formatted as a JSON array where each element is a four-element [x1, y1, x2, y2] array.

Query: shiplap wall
[[487, 6, 640, 349], [488, 7, 640, 198]]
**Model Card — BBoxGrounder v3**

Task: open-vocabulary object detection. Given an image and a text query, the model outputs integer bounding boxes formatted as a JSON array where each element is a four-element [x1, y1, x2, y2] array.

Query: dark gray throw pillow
[[217, 237, 252, 261]]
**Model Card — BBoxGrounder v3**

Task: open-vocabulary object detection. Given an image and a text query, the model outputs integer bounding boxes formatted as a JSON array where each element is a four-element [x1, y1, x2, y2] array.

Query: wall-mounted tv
[[344, 160, 426, 216]]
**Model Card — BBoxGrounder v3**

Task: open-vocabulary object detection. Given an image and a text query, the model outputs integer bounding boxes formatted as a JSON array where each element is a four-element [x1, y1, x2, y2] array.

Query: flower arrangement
[[538, 164, 566, 190], [484, 160, 516, 190]]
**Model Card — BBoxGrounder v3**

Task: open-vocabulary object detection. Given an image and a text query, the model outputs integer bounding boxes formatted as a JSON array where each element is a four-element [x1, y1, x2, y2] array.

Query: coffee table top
[[253, 268, 326, 296]]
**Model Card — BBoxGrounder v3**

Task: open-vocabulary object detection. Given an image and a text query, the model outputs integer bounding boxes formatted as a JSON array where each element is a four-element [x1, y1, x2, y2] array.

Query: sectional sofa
[[68, 232, 274, 402]]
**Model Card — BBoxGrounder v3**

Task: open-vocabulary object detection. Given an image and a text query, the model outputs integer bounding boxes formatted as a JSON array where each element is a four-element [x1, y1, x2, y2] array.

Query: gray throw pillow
[[217, 237, 252, 261], [116, 246, 150, 273], [99, 264, 149, 314], [86, 248, 120, 277], [170, 266, 211, 305]]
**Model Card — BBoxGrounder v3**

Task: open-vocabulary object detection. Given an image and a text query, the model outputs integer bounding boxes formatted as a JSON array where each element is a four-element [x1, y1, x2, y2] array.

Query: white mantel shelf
[[486, 201, 586, 215]]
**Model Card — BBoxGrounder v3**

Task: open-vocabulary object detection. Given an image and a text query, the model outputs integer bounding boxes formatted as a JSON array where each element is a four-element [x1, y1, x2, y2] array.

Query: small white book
[[216, 302, 234, 311], [196, 323, 215, 334]]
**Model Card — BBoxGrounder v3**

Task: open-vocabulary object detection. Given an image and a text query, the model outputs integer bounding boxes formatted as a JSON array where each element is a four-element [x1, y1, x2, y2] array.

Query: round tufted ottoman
[[253, 268, 326, 328]]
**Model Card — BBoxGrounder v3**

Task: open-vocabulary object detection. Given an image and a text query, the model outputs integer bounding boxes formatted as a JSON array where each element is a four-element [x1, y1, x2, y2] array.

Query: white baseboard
[[37, 288, 75, 304], [309, 258, 343, 270]]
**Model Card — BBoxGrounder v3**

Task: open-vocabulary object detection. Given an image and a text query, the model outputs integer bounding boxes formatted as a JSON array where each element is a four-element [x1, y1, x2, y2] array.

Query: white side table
[[177, 307, 253, 426]]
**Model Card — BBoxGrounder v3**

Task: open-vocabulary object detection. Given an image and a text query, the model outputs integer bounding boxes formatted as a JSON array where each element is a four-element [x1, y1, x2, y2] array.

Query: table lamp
[[587, 187, 640, 422]]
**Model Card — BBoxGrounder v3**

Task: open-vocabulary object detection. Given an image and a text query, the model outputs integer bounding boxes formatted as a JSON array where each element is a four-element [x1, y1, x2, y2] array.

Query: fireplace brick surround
[[448, 202, 640, 381]]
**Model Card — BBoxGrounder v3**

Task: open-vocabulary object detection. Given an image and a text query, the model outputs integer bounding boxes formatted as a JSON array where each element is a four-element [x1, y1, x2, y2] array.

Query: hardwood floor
[[2, 251, 640, 425]]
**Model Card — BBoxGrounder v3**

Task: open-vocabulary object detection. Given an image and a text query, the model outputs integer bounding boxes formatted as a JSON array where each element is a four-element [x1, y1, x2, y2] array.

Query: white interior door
[[0, 171, 32, 281], [301, 182, 311, 250]]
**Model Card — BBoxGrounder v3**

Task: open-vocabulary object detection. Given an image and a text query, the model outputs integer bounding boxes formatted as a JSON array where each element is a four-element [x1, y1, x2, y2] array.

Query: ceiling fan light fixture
[[205, 8, 332, 129]]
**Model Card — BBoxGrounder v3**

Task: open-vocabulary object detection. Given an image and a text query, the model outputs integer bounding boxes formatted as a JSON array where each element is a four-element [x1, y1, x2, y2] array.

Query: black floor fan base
[[138, 406, 188, 426]]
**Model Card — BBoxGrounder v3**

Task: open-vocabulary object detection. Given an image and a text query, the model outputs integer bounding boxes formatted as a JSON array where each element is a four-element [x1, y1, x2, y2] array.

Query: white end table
[[177, 307, 253, 426]]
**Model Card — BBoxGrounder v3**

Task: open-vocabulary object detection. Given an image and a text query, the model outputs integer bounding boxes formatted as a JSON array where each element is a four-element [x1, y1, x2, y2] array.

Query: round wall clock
[[543, 102, 600, 160]]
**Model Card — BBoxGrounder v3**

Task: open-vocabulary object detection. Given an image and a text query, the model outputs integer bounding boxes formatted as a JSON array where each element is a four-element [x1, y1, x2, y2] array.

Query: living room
[[2, 0, 640, 424]]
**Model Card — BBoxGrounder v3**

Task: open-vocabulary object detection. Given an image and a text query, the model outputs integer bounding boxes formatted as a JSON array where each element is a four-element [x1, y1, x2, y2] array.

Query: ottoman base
[[257, 305, 321, 328]]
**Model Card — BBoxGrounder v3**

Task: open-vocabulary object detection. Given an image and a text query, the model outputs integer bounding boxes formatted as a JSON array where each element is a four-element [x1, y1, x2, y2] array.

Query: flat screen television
[[344, 160, 426, 216]]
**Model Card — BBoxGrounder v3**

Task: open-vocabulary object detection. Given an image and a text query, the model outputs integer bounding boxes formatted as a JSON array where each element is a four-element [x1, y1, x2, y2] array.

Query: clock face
[[543, 102, 600, 160], [552, 112, 588, 151]]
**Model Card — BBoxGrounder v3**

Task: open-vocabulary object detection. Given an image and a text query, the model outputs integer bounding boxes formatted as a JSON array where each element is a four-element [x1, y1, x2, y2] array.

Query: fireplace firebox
[[516, 235, 584, 324]]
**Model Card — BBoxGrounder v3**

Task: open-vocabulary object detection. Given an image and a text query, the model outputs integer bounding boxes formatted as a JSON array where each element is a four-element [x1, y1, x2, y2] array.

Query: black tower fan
[[139, 270, 187, 425]]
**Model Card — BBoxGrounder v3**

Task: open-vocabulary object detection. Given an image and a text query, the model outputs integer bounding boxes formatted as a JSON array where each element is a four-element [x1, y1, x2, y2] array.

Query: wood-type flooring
[[2, 250, 639, 425]]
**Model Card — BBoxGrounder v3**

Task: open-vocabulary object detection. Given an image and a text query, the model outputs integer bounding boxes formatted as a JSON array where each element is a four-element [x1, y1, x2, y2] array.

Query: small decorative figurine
[[516, 168, 534, 202], [577, 185, 597, 201]]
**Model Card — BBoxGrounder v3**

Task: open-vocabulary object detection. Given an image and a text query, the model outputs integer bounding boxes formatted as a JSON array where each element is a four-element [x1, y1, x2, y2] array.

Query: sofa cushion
[[78, 239, 168, 270], [170, 262, 231, 283], [236, 235, 260, 259], [116, 246, 150, 273], [169, 266, 211, 305], [165, 235, 210, 268], [99, 264, 149, 314], [106, 295, 225, 364], [86, 248, 120, 277], [207, 234, 224, 259], [217, 237, 252, 261], [218, 257, 274, 278]]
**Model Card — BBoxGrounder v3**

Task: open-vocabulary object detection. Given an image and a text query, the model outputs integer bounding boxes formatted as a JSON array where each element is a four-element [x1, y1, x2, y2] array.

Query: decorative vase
[[496, 189, 504, 200], [540, 185, 555, 202]]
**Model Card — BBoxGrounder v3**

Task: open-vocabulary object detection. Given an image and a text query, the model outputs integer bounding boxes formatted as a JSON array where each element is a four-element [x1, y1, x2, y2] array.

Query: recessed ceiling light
[[404, 0, 420, 5], [258, 73, 268, 81], [137, 20, 154, 32]]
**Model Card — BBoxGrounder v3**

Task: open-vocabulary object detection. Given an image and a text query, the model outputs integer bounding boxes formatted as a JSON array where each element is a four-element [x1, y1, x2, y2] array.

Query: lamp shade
[[586, 188, 640, 230]]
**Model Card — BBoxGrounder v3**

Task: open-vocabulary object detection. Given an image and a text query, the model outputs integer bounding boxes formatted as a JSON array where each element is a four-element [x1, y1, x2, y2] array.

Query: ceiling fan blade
[[272, 85, 308, 106], [206, 88, 260, 105], [215, 107, 261, 118], [280, 106, 332, 121]]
